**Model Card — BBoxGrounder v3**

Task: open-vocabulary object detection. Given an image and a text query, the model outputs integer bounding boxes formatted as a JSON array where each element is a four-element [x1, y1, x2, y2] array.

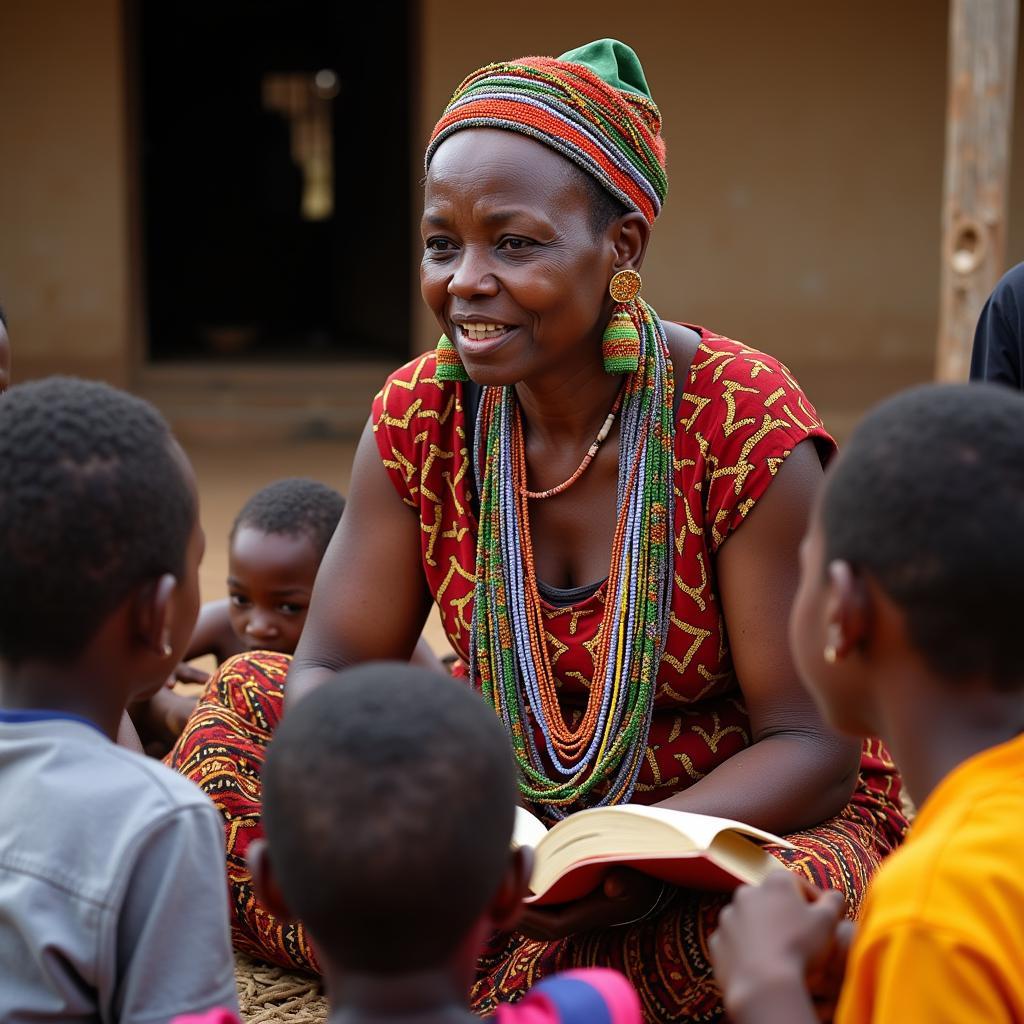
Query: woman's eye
[[425, 237, 455, 253], [500, 237, 532, 251]]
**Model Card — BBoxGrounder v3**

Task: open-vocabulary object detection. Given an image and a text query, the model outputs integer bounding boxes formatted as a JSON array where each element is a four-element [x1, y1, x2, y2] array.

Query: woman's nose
[[447, 247, 499, 299]]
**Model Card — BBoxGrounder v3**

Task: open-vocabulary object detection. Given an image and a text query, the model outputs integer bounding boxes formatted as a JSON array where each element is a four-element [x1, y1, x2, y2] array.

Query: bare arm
[[657, 440, 860, 833], [288, 418, 434, 708]]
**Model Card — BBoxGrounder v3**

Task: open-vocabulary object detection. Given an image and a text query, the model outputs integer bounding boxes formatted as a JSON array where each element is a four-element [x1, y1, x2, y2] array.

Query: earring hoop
[[609, 269, 642, 304]]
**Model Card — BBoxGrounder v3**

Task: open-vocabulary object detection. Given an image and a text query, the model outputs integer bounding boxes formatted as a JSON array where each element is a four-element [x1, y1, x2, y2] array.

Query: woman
[[170, 40, 906, 1021]]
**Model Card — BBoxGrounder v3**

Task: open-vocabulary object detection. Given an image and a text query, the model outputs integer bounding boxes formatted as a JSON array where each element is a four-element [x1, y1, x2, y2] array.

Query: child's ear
[[824, 559, 870, 661], [246, 838, 295, 921], [134, 573, 180, 659], [486, 846, 534, 932]]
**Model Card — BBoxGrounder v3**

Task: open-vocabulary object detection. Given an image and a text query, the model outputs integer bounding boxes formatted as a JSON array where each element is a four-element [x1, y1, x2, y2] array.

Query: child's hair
[[0, 377, 195, 664], [822, 382, 1024, 689], [262, 662, 518, 973], [230, 478, 345, 559]]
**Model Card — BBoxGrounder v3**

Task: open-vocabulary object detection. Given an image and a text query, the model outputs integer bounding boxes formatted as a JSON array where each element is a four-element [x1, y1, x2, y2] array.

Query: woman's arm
[[288, 418, 434, 709], [656, 440, 860, 833]]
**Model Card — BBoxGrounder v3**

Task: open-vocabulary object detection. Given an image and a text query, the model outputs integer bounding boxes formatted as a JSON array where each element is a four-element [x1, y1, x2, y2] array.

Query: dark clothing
[[971, 263, 1024, 387]]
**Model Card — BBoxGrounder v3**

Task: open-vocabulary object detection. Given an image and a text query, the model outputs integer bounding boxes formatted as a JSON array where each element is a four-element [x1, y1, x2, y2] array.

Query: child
[[709, 382, 1024, 1023], [176, 662, 641, 1024], [0, 377, 239, 1021], [174, 477, 441, 678]]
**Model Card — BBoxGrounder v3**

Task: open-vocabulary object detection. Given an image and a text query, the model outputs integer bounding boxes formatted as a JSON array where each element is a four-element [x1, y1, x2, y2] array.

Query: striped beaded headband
[[426, 40, 668, 224]]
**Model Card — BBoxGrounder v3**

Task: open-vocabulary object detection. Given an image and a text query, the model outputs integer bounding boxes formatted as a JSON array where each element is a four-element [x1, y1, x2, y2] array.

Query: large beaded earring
[[435, 334, 469, 382], [602, 270, 642, 374]]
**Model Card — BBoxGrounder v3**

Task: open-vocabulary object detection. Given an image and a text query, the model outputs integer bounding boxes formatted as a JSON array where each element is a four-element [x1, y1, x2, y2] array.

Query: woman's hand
[[708, 871, 846, 1024], [517, 868, 663, 941]]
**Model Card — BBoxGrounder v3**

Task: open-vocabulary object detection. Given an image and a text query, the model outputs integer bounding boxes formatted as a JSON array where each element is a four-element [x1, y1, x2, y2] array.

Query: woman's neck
[[515, 357, 624, 449]]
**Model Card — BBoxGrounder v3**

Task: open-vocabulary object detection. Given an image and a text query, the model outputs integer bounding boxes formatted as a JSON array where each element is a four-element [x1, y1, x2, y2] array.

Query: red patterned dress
[[168, 328, 906, 1022]]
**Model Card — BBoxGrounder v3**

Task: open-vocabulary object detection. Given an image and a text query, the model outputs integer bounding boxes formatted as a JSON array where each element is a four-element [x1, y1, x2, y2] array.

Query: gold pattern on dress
[[674, 549, 708, 613], [720, 380, 760, 437], [763, 385, 786, 408], [691, 712, 747, 753]]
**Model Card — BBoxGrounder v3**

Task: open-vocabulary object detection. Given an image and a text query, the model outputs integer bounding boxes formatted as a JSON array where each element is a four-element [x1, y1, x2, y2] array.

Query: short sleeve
[[496, 968, 642, 1024], [836, 923, 1017, 1024], [692, 345, 834, 552], [112, 803, 240, 1024]]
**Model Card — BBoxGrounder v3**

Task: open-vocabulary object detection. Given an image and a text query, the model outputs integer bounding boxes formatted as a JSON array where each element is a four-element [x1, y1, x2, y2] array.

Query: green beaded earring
[[435, 334, 469, 382], [602, 270, 642, 374]]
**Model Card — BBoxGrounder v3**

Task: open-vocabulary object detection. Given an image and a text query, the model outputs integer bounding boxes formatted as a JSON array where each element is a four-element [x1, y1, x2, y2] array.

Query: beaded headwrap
[[426, 38, 668, 225]]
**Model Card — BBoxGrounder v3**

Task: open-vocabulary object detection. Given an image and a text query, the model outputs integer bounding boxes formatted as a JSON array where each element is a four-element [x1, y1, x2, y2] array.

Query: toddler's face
[[227, 526, 320, 655]]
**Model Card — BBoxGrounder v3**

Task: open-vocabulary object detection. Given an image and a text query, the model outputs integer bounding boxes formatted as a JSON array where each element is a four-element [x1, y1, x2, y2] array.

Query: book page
[[512, 805, 548, 850]]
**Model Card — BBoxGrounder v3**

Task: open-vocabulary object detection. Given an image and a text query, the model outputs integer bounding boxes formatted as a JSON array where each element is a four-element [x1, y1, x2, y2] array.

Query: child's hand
[[708, 871, 845, 1024], [169, 662, 211, 687]]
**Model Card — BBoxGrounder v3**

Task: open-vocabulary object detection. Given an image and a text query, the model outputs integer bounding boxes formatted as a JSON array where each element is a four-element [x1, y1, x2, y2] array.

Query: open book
[[514, 804, 794, 905]]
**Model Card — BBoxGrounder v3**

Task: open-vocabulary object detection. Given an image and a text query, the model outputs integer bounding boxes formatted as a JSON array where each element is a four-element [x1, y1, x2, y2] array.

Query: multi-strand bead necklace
[[469, 299, 676, 819]]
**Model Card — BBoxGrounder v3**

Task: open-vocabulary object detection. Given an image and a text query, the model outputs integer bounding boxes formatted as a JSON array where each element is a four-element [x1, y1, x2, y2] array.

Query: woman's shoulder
[[678, 326, 830, 443], [373, 350, 457, 420]]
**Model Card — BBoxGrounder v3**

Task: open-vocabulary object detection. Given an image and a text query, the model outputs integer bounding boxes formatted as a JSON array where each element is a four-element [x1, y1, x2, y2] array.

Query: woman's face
[[421, 129, 616, 387]]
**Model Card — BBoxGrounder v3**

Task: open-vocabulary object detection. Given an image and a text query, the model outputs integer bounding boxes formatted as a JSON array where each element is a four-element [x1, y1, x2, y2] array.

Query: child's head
[[252, 662, 526, 981], [0, 305, 10, 393], [226, 478, 344, 654], [0, 377, 201, 702], [790, 382, 1024, 734]]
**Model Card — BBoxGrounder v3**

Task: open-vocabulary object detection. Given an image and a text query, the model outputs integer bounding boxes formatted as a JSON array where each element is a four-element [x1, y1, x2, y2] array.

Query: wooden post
[[937, 0, 1019, 381]]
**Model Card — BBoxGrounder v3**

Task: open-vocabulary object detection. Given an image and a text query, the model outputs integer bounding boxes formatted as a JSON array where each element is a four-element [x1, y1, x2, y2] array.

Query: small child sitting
[[175, 477, 441, 676], [709, 382, 1024, 1023], [0, 377, 238, 1021], [175, 662, 641, 1024]]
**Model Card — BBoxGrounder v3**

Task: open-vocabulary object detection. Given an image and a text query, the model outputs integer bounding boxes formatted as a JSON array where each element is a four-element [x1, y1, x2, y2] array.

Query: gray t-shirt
[[0, 712, 240, 1023]]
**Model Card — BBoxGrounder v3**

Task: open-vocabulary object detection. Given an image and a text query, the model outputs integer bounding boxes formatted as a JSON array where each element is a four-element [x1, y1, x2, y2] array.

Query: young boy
[[0, 377, 239, 1021], [177, 663, 641, 1024], [709, 383, 1024, 1023], [175, 477, 441, 676]]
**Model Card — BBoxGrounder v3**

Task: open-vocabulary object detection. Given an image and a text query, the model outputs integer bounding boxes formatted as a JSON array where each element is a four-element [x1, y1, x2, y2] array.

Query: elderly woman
[[170, 40, 906, 1021]]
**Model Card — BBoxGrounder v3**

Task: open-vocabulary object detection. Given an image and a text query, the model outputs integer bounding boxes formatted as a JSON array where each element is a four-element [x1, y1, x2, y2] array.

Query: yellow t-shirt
[[836, 732, 1024, 1024]]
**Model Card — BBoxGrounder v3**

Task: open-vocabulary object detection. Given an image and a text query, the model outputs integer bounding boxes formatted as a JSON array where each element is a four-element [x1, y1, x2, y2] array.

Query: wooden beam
[[937, 0, 1019, 381]]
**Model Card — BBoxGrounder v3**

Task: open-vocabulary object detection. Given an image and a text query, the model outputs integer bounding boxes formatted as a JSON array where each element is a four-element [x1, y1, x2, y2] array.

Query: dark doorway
[[135, 1, 412, 363]]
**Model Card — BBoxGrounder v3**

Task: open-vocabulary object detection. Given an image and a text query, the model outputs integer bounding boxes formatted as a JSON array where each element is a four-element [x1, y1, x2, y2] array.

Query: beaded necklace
[[469, 299, 675, 818]]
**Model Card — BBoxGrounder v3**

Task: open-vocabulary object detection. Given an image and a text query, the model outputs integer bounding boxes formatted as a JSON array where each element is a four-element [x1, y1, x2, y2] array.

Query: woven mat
[[235, 953, 327, 1023]]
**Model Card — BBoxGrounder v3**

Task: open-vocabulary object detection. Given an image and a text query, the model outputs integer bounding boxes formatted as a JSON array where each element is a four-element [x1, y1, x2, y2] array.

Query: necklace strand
[[468, 298, 676, 819]]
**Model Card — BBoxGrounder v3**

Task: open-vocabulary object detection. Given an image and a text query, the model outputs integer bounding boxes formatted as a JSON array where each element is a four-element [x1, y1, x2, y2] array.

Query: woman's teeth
[[460, 323, 508, 341]]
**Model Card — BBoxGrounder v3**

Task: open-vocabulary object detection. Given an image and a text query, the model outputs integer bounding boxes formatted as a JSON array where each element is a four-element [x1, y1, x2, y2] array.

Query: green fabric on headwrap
[[557, 38, 653, 100]]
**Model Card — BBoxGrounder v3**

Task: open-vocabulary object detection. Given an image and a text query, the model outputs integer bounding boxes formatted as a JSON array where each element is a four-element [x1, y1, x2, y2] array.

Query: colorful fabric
[[835, 733, 1024, 1024], [165, 652, 320, 973], [427, 39, 667, 224], [496, 968, 641, 1024]]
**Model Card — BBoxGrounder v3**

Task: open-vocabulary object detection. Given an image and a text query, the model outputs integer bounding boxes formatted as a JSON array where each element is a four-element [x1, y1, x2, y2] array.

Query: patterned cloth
[[168, 328, 907, 1022]]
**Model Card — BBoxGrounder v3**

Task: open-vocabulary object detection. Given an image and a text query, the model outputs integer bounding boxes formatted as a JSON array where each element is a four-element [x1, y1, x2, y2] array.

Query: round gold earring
[[608, 269, 642, 304], [823, 645, 838, 664]]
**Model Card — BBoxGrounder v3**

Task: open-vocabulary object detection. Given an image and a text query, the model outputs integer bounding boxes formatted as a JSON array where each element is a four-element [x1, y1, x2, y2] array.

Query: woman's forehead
[[425, 129, 589, 209]]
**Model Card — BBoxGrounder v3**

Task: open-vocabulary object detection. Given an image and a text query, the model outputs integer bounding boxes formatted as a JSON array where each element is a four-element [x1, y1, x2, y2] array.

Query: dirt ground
[[183, 437, 452, 664]]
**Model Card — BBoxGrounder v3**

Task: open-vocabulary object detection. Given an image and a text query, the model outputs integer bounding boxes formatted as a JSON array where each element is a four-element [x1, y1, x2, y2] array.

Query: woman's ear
[[247, 838, 294, 921], [824, 560, 870, 661], [134, 573, 179, 658], [610, 212, 651, 272], [487, 845, 534, 933]]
